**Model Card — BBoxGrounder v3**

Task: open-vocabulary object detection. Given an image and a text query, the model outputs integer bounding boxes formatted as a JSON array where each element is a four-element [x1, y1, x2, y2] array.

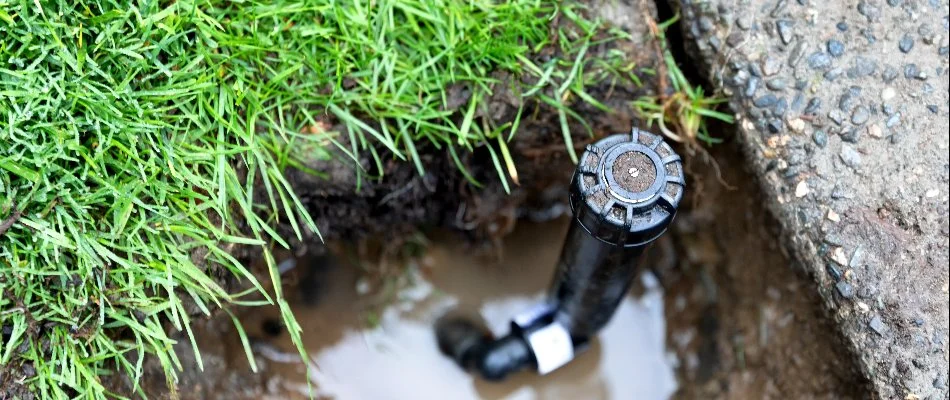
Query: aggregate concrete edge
[[674, 0, 950, 398]]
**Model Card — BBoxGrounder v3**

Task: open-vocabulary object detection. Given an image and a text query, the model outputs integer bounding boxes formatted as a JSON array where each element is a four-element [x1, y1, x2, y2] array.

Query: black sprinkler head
[[436, 127, 684, 382]]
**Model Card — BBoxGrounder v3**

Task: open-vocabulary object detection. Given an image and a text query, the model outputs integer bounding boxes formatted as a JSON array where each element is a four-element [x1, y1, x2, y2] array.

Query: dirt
[[658, 140, 868, 399], [672, 0, 950, 397]]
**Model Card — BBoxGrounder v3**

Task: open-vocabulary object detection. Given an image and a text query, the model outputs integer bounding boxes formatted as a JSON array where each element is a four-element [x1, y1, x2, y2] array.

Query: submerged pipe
[[436, 128, 684, 381]]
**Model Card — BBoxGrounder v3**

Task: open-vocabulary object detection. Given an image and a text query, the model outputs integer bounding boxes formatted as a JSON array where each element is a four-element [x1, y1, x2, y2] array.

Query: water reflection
[[242, 219, 676, 400]]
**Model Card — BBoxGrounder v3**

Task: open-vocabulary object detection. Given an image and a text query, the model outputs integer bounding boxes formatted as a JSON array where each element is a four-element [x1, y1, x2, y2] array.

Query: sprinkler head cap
[[570, 128, 684, 247]]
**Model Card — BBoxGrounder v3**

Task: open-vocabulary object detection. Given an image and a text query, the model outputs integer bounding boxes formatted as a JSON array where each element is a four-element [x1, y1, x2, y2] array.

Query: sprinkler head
[[571, 128, 684, 247]]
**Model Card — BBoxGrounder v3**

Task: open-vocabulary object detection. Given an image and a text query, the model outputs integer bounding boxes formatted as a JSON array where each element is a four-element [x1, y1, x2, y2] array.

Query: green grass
[[632, 14, 734, 148], [0, 0, 637, 398]]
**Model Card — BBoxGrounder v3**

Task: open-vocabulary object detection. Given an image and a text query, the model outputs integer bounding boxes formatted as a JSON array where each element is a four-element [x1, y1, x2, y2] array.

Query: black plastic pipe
[[436, 128, 684, 381]]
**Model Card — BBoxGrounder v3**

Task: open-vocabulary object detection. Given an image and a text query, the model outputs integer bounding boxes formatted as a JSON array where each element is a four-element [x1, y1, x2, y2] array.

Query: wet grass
[[0, 0, 635, 398]]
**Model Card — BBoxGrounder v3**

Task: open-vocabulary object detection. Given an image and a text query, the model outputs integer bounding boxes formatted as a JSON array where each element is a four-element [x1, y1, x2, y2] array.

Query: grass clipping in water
[[0, 0, 629, 397]]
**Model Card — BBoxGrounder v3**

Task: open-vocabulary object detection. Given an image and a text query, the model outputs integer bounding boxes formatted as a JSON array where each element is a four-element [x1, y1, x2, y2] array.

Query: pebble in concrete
[[827, 39, 845, 57], [841, 145, 862, 168], [899, 34, 915, 53], [869, 316, 887, 335]]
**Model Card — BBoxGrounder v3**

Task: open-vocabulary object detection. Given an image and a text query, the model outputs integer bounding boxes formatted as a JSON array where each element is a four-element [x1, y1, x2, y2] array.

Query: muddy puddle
[[226, 219, 676, 400]]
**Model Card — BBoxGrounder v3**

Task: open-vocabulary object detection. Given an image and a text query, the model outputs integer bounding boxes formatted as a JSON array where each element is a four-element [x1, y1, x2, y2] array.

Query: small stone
[[737, 15, 753, 30], [839, 91, 858, 112], [762, 56, 782, 76], [836, 21, 849, 32], [770, 0, 787, 17], [767, 118, 784, 133], [825, 68, 844, 81], [745, 77, 760, 97], [841, 128, 861, 143], [869, 316, 887, 335], [805, 98, 821, 114], [851, 106, 870, 125], [940, 46, 949, 56], [749, 63, 763, 78], [848, 56, 877, 78], [754, 94, 779, 108], [831, 247, 849, 265], [899, 34, 915, 53], [836, 281, 854, 298], [926, 105, 939, 113], [883, 66, 899, 83], [861, 28, 877, 44], [807, 52, 832, 70], [773, 98, 788, 116], [698, 16, 715, 33], [925, 189, 939, 198], [732, 70, 750, 87], [881, 87, 896, 101], [886, 113, 901, 128], [766, 78, 787, 91], [935, 376, 947, 390], [857, 301, 871, 312], [858, 1, 881, 22], [826, 263, 843, 280], [904, 63, 920, 79], [788, 117, 806, 133], [868, 124, 883, 138], [829, 109, 846, 125], [827, 39, 845, 57], [788, 41, 807, 67], [777, 20, 795, 44], [794, 80, 807, 90], [827, 209, 840, 222], [812, 130, 828, 147], [795, 181, 809, 197], [791, 93, 804, 112], [840, 145, 862, 168], [726, 32, 745, 47], [887, 0, 901, 6], [882, 104, 897, 116]]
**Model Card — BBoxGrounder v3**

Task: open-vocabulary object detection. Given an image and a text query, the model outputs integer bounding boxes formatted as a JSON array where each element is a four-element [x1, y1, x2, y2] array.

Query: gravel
[[807, 52, 833, 70], [746, 77, 760, 97], [869, 316, 887, 335], [805, 98, 821, 114], [848, 56, 877, 78], [737, 15, 753, 30], [829, 109, 847, 125], [886, 113, 901, 128], [882, 66, 899, 83], [754, 94, 779, 108], [763, 56, 782, 76], [841, 128, 861, 143], [836, 281, 855, 298], [881, 87, 896, 101], [777, 20, 795, 44], [852, 106, 871, 125], [840, 145, 862, 168], [899, 34, 915, 53], [904, 63, 920, 79], [836, 21, 849, 32], [767, 78, 788, 91], [827, 39, 846, 57]]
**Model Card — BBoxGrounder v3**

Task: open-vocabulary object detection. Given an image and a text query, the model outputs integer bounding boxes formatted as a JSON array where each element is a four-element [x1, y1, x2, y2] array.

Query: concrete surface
[[674, 0, 949, 398]]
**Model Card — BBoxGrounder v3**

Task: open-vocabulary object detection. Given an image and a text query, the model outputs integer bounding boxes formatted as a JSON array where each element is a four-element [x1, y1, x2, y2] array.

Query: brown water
[[235, 219, 676, 400]]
